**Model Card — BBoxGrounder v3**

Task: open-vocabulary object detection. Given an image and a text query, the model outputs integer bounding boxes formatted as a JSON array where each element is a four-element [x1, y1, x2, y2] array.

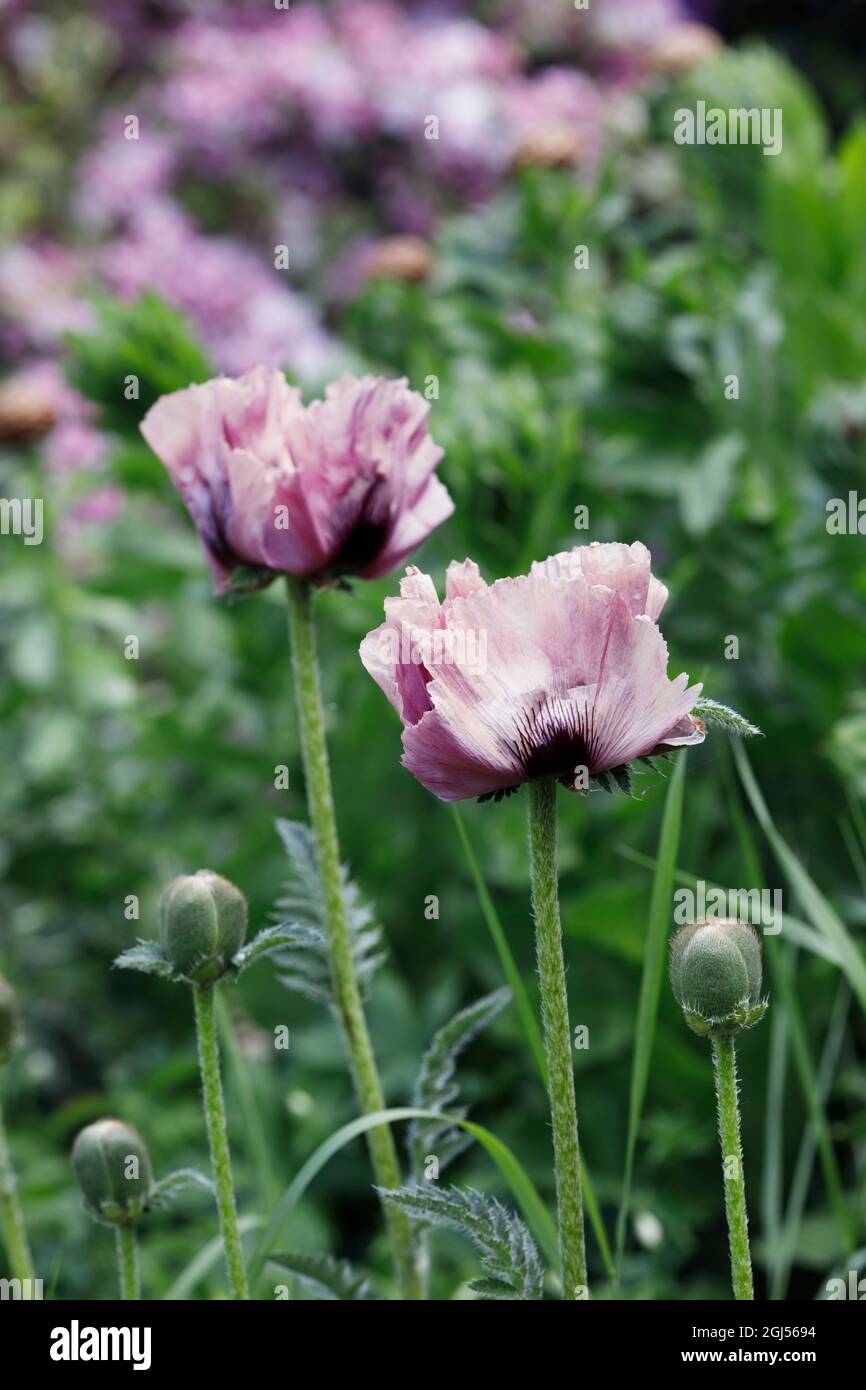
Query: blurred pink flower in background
[[99, 202, 339, 378], [140, 367, 452, 590], [0, 0, 719, 499], [0, 243, 92, 357], [361, 542, 704, 802], [75, 119, 176, 229], [0, 361, 106, 473], [506, 67, 608, 168]]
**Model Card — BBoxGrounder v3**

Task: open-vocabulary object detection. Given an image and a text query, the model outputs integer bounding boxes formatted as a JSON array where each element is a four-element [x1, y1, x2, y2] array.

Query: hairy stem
[[0, 1094, 35, 1291], [193, 983, 249, 1299], [285, 576, 422, 1301], [115, 1225, 140, 1300], [527, 777, 587, 1298], [712, 1034, 754, 1300]]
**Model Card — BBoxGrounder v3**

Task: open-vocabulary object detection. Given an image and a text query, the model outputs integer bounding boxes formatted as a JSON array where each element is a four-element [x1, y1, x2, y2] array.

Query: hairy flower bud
[[0, 974, 19, 1063], [159, 869, 247, 984], [72, 1119, 154, 1226], [670, 918, 766, 1037]]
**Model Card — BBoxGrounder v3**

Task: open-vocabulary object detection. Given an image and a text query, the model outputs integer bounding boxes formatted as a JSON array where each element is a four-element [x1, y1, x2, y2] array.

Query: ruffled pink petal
[[402, 704, 523, 801], [142, 367, 451, 588], [361, 546, 703, 802], [568, 614, 703, 772], [651, 712, 706, 752], [363, 473, 454, 577], [141, 367, 311, 587], [445, 558, 487, 600], [530, 541, 668, 619], [283, 374, 448, 575], [359, 565, 444, 725], [140, 378, 238, 585]]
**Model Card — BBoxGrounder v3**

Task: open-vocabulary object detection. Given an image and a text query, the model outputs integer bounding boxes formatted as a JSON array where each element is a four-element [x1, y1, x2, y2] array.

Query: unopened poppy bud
[[0, 974, 19, 1063], [72, 1119, 154, 1226], [159, 869, 247, 984], [670, 919, 766, 1037]]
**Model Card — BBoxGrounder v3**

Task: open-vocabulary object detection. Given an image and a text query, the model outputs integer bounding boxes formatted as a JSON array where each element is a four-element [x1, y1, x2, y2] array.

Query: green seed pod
[[0, 974, 19, 1063], [670, 918, 766, 1037], [159, 869, 247, 984], [72, 1119, 154, 1226]]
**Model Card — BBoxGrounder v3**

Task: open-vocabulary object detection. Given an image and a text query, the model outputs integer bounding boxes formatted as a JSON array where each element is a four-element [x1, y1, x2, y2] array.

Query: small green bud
[[159, 869, 247, 984], [71, 1119, 154, 1226], [0, 974, 19, 1063], [670, 918, 766, 1037]]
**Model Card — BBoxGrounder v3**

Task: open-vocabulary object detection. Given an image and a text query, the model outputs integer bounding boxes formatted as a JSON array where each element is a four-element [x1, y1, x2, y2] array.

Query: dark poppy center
[[522, 728, 592, 782], [328, 477, 391, 577], [507, 696, 596, 786], [330, 516, 391, 575]]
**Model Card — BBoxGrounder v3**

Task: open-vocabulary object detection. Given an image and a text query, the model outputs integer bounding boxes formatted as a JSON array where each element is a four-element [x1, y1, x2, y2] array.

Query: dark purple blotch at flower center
[[328, 477, 391, 577], [508, 697, 595, 786]]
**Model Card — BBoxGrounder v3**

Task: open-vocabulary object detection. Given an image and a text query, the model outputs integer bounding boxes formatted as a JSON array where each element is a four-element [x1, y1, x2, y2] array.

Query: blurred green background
[[2, 9, 866, 1300]]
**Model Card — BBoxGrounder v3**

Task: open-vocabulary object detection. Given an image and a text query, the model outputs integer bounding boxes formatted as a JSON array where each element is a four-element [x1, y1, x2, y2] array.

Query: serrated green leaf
[[380, 1185, 543, 1300], [232, 923, 304, 976], [112, 940, 175, 980], [248, 1106, 558, 1288], [151, 1168, 215, 1206], [694, 698, 762, 739], [408, 988, 511, 1178], [269, 1251, 374, 1300], [273, 820, 386, 1008], [608, 763, 636, 797]]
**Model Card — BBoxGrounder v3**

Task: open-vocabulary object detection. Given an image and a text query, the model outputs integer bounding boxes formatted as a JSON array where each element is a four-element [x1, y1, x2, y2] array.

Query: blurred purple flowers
[[1, 0, 711, 499]]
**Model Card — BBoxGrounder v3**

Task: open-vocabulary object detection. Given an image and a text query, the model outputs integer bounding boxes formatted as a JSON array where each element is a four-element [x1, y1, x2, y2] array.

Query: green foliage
[[3, 36, 866, 1303], [693, 699, 762, 739], [269, 1250, 374, 1301], [408, 988, 511, 1178], [150, 1168, 215, 1206], [380, 1185, 544, 1300], [231, 925, 305, 977], [113, 926, 301, 985], [113, 941, 176, 981], [272, 820, 386, 1007], [66, 294, 212, 445]]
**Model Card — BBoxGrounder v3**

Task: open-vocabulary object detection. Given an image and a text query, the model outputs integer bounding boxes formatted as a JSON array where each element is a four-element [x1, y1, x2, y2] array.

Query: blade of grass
[[165, 1215, 265, 1300], [773, 978, 851, 1299], [844, 783, 866, 859], [450, 805, 547, 1082], [248, 1106, 558, 1289], [615, 749, 687, 1273], [733, 741, 866, 1021], [617, 840, 854, 1254], [618, 845, 841, 966], [450, 803, 616, 1281], [217, 994, 281, 1211], [761, 972, 789, 1301], [839, 817, 866, 897], [723, 750, 855, 1254]]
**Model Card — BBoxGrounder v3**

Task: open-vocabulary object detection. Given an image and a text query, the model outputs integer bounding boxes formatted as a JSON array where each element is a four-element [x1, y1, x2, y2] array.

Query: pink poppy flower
[[140, 366, 452, 591], [360, 542, 705, 801]]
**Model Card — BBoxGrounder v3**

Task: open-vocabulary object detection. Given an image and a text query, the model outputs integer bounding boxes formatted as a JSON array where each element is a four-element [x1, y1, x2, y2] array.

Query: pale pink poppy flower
[[360, 542, 705, 802], [140, 366, 452, 591]]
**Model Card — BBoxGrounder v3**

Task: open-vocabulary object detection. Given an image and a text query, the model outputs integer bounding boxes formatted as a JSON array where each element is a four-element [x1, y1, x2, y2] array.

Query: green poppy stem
[[527, 777, 587, 1298], [712, 1034, 754, 1300], [193, 982, 249, 1299], [285, 576, 422, 1301], [115, 1225, 140, 1300]]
